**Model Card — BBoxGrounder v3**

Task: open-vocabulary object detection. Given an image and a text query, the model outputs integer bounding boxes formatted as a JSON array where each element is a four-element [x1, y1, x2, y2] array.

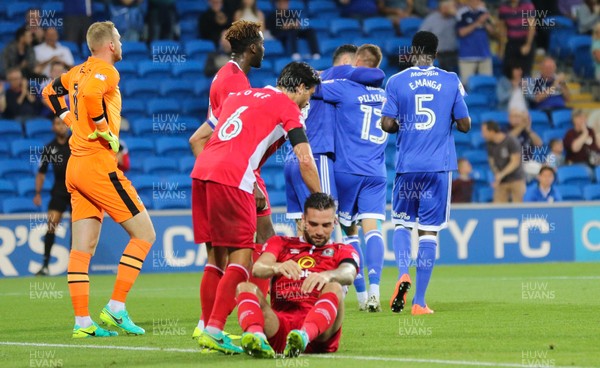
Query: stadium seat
[[121, 41, 148, 61], [153, 196, 190, 210], [468, 75, 497, 105], [554, 184, 583, 201], [124, 79, 161, 99], [363, 17, 395, 38], [11, 139, 44, 159], [480, 111, 509, 126], [181, 98, 207, 116], [542, 128, 567, 143], [264, 39, 286, 59], [116, 61, 138, 80], [138, 61, 171, 79], [176, 1, 207, 21], [2, 198, 39, 214], [143, 158, 179, 176], [556, 164, 592, 185], [166, 174, 192, 190], [61, 41, 80, 58], [0, 160, 33, 181], [274, 58, 294, 74], [399, 17, 423, 37], [124, 137, 155, 157], [319, 39, 344, 56], [147, 98, 180, 116], [171, 61, 205, 79], [129, 118, 156, 136], [268, 190, 287, 207], [159, 80, 195, 99], [384, 37, 412, 57], [0, 179, 16, 202], [462, 149, 488, 165], [179, 19, 198, 42], [121, 99, 146, 121], [477, 187, 494, 203], [24, 118, 54, 142], [0, 119, 23, 140], [529, 110, 550, 126], [454, 133, 472, 152], [16, 178, 52, 198], [43, 1, 64, 14], [179, 156, 196, 173], [306, 58, 331, 72], [150, 40, 181, 54], [155, 137, 190, 157], [583, 184, 600, 200], [129, 174, 161, 198], [257, 0, 274, 13], [551, 109, 572, 128], [330, 19, 362, 38], [7, 3, 30, 19], [0, 22, 21, 43]]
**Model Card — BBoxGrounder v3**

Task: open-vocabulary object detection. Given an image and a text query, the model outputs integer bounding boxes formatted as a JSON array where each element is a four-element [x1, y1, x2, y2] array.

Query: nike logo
[[80, 330, 96, 336], [106, 310, 123, 324]]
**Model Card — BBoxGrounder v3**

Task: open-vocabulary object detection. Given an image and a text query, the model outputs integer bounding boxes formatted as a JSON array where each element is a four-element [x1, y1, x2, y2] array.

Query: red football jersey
[[263, 236, 360, 313], [191, 87, 304, 193], [206, 61, 250, 127]]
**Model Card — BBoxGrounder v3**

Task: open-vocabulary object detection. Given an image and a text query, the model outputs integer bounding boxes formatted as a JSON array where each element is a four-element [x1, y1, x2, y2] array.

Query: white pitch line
[[0, 342, 592, 368]]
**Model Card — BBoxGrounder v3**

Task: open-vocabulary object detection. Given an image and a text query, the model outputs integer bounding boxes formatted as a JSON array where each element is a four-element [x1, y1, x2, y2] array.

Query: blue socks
[[364, 230, 384, 286], [413, 235, 437, 307], [393, 226, 412, 278], [343, 235, 365, 293]]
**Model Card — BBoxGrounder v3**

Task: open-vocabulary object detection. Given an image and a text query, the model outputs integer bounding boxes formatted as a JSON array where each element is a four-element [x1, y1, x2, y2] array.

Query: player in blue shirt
[[524, 166, 562, 202], [285, 45, 386, 227], [313, 44, 388, 312], [381, 31, 471, 315]]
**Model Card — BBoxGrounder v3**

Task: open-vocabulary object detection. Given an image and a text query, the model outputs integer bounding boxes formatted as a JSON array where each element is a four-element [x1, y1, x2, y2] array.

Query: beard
[[303, 228, 328, 247]]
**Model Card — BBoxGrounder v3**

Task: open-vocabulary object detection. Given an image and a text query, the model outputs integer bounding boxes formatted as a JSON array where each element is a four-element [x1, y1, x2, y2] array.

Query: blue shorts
[[392, 172, 452, 231], [285, 154, 337, 219], [335, 172, 386, 227]]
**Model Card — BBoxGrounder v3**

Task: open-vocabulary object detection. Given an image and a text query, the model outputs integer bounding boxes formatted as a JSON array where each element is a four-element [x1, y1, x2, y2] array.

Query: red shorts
[[268, 310, 342, 354], [192, 179, 256, 248], [255, 173, 271, 217]]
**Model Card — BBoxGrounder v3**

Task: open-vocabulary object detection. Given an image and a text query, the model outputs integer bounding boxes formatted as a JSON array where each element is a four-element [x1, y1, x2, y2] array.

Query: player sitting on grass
[[234, 193, 359, 358]]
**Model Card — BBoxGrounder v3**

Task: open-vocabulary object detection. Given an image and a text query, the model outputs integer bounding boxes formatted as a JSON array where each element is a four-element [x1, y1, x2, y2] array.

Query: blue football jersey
[[316, 77, 388, 177], [382, 65, 469, 173]]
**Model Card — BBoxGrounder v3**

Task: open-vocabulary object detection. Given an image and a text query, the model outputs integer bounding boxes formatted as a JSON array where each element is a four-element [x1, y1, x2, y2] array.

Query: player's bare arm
[[189, 122, 214, 157], [381, 116, 399, 133], [455, 117, 471, 133], [300, 263, 357, 293], [291, 137, 321, 193], [253, 252, 302, 280]]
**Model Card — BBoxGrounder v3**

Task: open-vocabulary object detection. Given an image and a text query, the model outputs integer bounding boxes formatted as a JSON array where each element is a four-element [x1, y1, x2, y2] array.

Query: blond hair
[[86, 21, 116, 54], [356, 44, 383, 68]]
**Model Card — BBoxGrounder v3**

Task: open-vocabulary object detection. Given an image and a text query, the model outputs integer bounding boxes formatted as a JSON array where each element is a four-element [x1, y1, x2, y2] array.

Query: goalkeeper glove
[[88, 128, 119, 153]]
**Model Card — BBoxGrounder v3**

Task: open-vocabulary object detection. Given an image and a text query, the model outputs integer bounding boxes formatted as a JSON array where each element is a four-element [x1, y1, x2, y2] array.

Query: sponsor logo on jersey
[[322, 248, 334, 257], [94, 73, 106, 81], [297, 256, 315, 269], [290, 249, 300, 254]]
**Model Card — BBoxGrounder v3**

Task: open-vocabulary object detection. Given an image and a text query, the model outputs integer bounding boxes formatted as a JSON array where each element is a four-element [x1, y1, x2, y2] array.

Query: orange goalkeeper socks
[[111, 238, 152, 303], [67, 250, 92, 317]]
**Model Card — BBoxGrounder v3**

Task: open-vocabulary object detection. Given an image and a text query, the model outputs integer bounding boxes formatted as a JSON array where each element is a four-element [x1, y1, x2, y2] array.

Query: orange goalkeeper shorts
[[66, 151, 145, 223]]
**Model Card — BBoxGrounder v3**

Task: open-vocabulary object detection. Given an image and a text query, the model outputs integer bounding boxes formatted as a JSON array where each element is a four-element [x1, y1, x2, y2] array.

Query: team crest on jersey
[[458, 81, 466, 96], [94, 73, 106, 81], [297, 256, 315, 269], [290, 249, 300, 254], [322, 248, 334, 257]]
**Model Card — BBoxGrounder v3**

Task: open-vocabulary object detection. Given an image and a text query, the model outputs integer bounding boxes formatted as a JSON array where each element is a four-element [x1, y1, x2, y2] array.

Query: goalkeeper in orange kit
[[42, 21, 156, 338]]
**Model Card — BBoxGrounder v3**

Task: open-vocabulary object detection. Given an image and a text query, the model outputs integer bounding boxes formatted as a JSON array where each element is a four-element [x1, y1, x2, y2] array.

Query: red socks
[[237, 292, 264, 334], [302, 292, 339, 341], [207, 264, 249, 331], [200, 264, 224, 325]]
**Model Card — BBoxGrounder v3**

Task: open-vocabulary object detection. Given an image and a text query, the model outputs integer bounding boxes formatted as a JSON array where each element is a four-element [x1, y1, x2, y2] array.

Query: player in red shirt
[[187, 20, 273, 340], [234, 193, 359, 358], [193, 61, 322, 354]]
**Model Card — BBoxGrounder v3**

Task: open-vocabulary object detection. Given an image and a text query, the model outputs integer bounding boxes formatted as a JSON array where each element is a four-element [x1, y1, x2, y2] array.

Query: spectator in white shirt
[[33, 28, 74, 78]]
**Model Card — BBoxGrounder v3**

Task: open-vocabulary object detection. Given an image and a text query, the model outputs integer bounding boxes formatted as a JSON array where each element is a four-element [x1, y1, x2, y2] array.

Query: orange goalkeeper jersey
[[42, 56, 122, 157]]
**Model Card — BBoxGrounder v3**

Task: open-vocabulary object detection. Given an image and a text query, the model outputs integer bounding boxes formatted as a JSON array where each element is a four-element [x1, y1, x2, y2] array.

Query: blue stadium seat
[[2, 198, 39, 214], [179, 19, 198, 41], [274, 58, 294, 73], [150, 40, 181, 54], [124, 79, 161, 99], [124, 137, 155, 157], [268, 190, 287, 207], [384, 37, 412, 57], [172, 61, 206, 79], [143, 158, 180, 176], [43, 2, 64, 14], [138, 61, 171, 79], [308, 1, 339, 18], [153, 196, 190, 210], [363, 17, 395, 38], [468, 75, 497, 105], [121, 99, 146, 121], [61, 41, 80, 58], [480, 111, 509, 126], [462, 149, 489, 165], [0, 144, 9, 160], [464, 93, 490, 109], [596, 166, 600, 183], [176, 1, 207, 21], [542, 128, 567, 143], [139, 194, 153, 209], [554, 184, 583, 201], [129, 174, 161, 198], [0, 119, 23, 140], [399, 17, 423, 37], [257, 0, 274, 13], [329, 19, 362, 38], [179, 156, 196, 173], [556, 164, 592, 185], [288, 0, 305, 10], [529, 110, 550, 126], [184, 40, 215, 60], [166, 174, 192, 190], [24, 118, 53, 142], [17, 178, 52, 197], [0, 179, 16, 202], [129, 118, 156, 136], [7, 3, 30, 18], [583, 184, 600, 200], [248, 70, 277, 86], [477, 187, 493, 203], [306, 58, 331, 71], [11, 139, 44, 159], [319, 39, 344, 56], [155, 137, 190, 157], [551, 109, 572, 128], [0, 22, 21, 43], [264, 39, 286, 59], [116, 61, 138, 80], [121, 41, 148, 61], [454, 133, 472, 152], [0, 160, 33, 181], [181, 98, 207, 116], [127, 156, 147, 176], [160, 80, 195, 99], [147, 98, 180, 116], [568, 35, 592, 57], [194, 80, 211, 96]]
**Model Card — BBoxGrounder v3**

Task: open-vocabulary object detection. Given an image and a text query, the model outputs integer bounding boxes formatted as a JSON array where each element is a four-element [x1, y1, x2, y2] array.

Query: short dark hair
[[483, 120, 501, 133], [225, 20, 262, 54], [277, 61, 321, 92], [411, 31, 438, 56], [549, 138, 562, 148], [538, 166, 555, 176], [304, 193, 336, 214], [332, 44, 357, 64], [15, 27, 28, 41]]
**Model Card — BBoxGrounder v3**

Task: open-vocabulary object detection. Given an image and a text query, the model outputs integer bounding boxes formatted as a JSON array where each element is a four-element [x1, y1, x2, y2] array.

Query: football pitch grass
[[1, 263, 599, 368]]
